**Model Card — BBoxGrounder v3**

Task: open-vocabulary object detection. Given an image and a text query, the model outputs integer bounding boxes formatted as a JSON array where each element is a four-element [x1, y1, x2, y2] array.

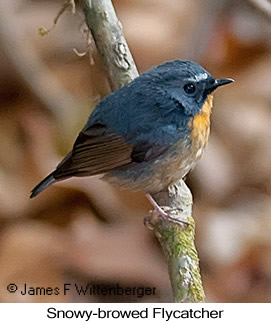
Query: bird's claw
[[148, 206, 190, 226]]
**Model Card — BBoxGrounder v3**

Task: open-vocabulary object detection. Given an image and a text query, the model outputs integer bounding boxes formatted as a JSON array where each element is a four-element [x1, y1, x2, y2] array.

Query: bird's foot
[[151, 204, 189, 226], [145, 194, 189, 226]]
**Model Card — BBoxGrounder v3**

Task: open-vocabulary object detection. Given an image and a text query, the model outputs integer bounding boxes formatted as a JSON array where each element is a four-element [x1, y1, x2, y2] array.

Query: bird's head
[[143, 60, 234, 116]]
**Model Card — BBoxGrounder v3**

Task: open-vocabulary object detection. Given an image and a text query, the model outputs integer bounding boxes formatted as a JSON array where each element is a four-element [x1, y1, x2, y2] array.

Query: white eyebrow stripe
[[187, 73, 208, 82]]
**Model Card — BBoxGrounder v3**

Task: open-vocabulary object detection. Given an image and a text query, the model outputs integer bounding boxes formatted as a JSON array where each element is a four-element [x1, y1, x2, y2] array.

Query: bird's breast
[[189, 94, 213, 158], [103, 95, 213, 193]]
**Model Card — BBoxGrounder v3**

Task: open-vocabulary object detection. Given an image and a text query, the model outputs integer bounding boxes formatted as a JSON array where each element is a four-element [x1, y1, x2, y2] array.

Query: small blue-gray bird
[[30, 60, 233, 219]]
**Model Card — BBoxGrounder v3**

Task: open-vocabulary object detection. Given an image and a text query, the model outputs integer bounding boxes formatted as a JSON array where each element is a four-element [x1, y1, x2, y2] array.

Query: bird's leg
[[145, 194, 188, 225], [146, 194, 168, 217]]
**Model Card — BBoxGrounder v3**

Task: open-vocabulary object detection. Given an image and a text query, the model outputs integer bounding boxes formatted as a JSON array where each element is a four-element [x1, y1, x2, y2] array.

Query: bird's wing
[[53, 123, 170, 180], [54, 123, 133, 179], [130, 141, 169, 163]]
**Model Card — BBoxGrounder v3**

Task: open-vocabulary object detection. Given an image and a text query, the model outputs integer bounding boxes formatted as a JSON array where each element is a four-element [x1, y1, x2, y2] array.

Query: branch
[[81, 0, 138, 91], [80, 0, 205, 302], [147, 181, 205, 302]]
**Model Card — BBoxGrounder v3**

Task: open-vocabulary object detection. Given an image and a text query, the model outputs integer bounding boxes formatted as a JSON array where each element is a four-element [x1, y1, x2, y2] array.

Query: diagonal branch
[[80, 0, 205, 302], [81, 0, 138, 91]]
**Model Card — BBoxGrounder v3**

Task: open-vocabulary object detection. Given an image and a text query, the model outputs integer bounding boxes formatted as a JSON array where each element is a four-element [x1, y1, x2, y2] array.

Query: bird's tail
[[30, 172, 56, 198]]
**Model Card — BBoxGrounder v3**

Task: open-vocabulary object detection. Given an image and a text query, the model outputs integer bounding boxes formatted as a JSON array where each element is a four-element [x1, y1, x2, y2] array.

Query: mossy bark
[[149, 180, 205, 302]]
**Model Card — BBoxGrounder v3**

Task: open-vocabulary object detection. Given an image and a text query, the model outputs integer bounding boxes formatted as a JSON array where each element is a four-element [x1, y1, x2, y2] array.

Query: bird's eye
[[184, 83, 196, 94]]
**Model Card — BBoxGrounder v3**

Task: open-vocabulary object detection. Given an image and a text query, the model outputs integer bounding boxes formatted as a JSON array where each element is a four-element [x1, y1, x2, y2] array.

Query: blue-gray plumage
[[30, 60, 233, 218]]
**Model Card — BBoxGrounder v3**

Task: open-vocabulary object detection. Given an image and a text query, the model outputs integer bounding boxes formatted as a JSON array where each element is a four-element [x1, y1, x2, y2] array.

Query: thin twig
[[0, 0, 82, 138]]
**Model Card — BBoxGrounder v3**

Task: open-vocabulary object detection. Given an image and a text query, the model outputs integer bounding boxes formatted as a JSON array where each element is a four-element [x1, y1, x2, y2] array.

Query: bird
[[30, 60, 233, 220]]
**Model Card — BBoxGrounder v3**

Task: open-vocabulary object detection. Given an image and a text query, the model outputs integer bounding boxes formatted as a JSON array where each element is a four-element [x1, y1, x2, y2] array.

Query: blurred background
[[0, 0, 271, 302]]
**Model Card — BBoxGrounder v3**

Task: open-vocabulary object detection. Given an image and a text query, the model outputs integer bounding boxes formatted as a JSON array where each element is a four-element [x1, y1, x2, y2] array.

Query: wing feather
[[54, 124, 133, 179], [53, 123, 171, 180]]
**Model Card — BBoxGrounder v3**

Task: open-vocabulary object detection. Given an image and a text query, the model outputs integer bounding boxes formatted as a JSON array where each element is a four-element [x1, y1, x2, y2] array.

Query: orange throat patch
[[190, 94, 213, 144]]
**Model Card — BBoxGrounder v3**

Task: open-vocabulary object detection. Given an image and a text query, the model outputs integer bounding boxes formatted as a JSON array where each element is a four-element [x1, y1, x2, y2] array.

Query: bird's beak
[[215, 78, 234, 88], [205, 78, 234, 94]]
